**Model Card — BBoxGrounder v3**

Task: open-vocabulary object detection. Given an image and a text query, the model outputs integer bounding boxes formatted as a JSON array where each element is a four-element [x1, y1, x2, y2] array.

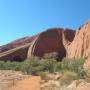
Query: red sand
[[7, 76, 41, 90]]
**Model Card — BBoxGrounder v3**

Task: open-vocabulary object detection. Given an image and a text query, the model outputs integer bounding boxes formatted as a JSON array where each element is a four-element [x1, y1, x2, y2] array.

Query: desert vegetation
[[0, 54, 89, 90], [0, 54, 87, 79], [0, 57, 86, 74]]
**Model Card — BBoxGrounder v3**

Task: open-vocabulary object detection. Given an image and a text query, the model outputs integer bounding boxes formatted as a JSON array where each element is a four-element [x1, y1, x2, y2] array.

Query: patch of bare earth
[[7, 76, 41, 90], [0, 70, 30, 90]]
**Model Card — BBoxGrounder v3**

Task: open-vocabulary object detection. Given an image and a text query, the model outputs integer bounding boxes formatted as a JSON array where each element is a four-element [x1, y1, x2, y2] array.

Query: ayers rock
[[0, 20, 90, 63], [66, 20, 90, 75], [0, 28, 75, 61], [0, 35, 37, 61], [27, 28, 75, 59], [67, 20, 90, 58]]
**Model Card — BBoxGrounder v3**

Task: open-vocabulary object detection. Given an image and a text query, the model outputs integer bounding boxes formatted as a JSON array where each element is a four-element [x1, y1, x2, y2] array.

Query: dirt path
[[7, 76, 41, 90]]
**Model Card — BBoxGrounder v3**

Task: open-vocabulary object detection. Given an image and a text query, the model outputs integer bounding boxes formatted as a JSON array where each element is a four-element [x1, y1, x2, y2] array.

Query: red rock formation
[[65, 20, 90, 75], [62, 29, 75, 49], [28, 28, 75, 59], [0, 35, 37, 61], [0, 35, 37, 53], [0, 43, 31, 61], [67, 20, 90, 58], [0, 28, 75, 61]]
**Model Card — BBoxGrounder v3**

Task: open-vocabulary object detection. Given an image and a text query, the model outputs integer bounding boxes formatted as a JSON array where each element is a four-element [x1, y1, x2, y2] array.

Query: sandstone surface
[[67, 21, 90, 58], [28, 28, 75, 59]]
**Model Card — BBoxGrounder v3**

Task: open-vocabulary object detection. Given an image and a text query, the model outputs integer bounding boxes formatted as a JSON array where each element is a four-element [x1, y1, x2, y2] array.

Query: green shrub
[[60, 70, 78, 86], [63, 70, 78, 80], [0, 61, 6, 70], [38, 71, 47, 80], [61, 57, 86, 78], [0, 56, 86, 80], [30, 66, 45, 75], [55, 62, 61, 68], [20, 60, 32, 74], [21, 57, 47, 75], [0, 61, 22, 71], [40, 58, 57, 73]]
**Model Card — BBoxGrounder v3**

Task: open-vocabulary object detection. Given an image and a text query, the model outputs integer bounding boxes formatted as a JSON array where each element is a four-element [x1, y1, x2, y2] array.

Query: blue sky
[[0, 0, 90, 45]]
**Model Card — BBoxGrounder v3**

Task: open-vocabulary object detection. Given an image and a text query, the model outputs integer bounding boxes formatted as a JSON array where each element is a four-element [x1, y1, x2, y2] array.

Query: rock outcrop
[[28, 28, 75, 59], [67, 80, 90, 90], [0, 28, 75, 61], [0, 35, 37, 53], [67, 20, 90, 58], [62, 29, 75, 49], [0, 36, 37, 61], [0, 43, 31, 61], [66, 20, 90, 75]]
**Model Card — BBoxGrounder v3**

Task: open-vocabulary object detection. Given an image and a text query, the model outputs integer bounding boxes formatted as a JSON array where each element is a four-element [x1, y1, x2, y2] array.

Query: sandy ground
[[7, 76, 41, 90], [0, 70, 26, 90]]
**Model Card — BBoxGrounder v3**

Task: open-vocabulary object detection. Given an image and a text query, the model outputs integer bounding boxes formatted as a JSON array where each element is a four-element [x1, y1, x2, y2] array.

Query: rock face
[[0, 27, 75, 61], [28, 28, 75, 59], [62, 29, 75, 49], [0, 44, 31, 61], [0, 36, 37, 61], [67, 21, 90, 58], [66, 20, 90, 75], [76, 81, 90, 90], [67, 80, 90, 90], [0, 35, 37, 53]]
